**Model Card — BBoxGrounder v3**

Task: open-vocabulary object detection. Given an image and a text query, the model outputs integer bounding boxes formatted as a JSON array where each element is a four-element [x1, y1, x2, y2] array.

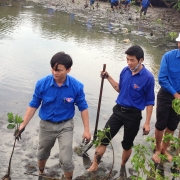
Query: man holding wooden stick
[[88, 45, 155, 178]]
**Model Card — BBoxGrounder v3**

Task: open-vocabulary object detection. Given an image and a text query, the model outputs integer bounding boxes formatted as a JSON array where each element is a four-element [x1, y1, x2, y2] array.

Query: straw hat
[[176, 33, 180, 42]]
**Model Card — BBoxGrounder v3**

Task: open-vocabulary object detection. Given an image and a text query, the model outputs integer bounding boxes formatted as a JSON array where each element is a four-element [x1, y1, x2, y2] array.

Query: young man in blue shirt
[[87, 45, 155, 178], [16, 52, 91, 180], [111, 0, 119, 11], [140, 0, 153, 18], [152, 33, 180, 164], [124, 0, 131, 10]]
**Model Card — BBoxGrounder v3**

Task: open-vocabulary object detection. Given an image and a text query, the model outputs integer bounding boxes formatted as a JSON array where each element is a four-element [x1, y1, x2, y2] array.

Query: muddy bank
[[33, 0, 180, 42]]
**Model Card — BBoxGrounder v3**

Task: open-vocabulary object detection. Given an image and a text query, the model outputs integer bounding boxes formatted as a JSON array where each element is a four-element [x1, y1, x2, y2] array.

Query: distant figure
[[140, 0, 153, 18], [90, 0, 95, 9], [110, 0, 119, 11], [124, 0, 131, 10], [152, 33, 180, 164]]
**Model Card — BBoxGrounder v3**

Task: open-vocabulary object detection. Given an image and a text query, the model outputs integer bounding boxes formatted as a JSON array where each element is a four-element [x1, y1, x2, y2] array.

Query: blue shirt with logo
[[158, 49, 180, 95], [29, 74, 88, 122], [116, 65, 155, 110], [141, 0, 151, 8]]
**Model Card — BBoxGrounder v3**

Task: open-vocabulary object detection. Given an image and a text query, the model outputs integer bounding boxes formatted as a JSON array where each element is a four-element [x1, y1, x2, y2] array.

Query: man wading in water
[[87, 45, 155, 179], [16, 52, 91, 180]]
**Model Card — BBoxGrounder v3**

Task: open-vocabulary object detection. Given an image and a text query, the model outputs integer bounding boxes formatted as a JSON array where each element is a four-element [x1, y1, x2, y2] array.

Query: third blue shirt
[[158, 49, 180, 95]]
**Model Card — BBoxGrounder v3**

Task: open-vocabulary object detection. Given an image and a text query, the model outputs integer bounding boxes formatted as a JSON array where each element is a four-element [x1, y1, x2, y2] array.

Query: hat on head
[[176, 33, 180, 42]]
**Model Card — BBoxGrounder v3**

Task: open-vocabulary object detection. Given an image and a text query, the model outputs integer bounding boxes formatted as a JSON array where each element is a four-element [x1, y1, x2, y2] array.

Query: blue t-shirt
[[126, 0, 131, 3], [29, 74, 88, 122], [141, 0, 151, 8], [111, 0, 118, 3], [116, 65, 155, 110], [158, 49, 180, 95]]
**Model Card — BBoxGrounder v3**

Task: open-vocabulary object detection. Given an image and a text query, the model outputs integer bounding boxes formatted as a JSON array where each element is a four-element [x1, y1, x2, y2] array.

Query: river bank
[[34, 0, 180, 43]]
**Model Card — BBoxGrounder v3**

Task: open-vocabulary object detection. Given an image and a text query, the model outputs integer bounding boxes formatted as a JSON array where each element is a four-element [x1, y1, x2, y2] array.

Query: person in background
[[90, 0, 95, 10], [87, 45, 155, 179], [152, 33, 180, 164], [110, 0, 119, 11], [124, 0, 131, 10], [140, 0, 153, 18], [16, 52, 91, 180]]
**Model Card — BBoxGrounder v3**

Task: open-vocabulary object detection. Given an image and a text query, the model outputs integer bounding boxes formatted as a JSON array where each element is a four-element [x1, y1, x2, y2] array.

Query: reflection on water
[[0, 1, 178, 179]]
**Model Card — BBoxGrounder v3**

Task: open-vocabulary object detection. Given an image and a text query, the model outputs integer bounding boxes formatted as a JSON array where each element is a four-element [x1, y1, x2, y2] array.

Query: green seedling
[[172, 98, 180, 115], [92, 127, 115, 180], [2, 113, 24, 180]]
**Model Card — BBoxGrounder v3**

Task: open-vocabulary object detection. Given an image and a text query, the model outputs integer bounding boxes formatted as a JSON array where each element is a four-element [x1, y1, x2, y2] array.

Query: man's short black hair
[[125, 45, 144, 61], [50, 52, 73, 70]]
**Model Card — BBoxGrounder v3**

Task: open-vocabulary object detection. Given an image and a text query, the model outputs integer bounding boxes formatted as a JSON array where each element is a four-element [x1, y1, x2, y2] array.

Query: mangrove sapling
[[172, 98, 180, 115], [171, 98, 180, 179], [130, 142, 176, 180], [2, 113, 23, 180], [92, 127, 115, 180], [130, 144, 164, 180]]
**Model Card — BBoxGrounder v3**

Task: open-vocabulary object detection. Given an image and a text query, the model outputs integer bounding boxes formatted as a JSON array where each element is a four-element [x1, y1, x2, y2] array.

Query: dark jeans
[[101, 104, 142, 150], [156, 88, 180, 131]]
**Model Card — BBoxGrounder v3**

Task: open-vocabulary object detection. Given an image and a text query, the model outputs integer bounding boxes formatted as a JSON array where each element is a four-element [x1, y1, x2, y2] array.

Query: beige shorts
[[37, 119, 74, 172]]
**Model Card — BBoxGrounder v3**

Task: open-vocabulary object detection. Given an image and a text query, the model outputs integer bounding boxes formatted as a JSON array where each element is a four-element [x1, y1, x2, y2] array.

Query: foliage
[[154, 18, 163, 26], [173, 0, 180, 11], [172, 98, 180, 115], [7, 112, 23, 136], [93, 127, 111, 147], [92, 127, 114, 180], [168, 32, 178, 41], [130, 133, 180, 180]]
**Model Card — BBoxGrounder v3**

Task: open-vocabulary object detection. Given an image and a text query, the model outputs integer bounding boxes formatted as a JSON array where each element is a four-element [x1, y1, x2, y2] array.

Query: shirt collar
[[128, 64, 145, 75], [138, 64, 145, 75], [50, 74, 69, 87]]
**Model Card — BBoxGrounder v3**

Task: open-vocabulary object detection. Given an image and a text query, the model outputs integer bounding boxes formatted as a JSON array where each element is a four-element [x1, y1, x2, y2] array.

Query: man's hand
[[15, 127, 25, 141], [100, 71, 109, 79], [143, 123, 150, 135], [174, 93, 180, 100], [82, 131, 91, 144]]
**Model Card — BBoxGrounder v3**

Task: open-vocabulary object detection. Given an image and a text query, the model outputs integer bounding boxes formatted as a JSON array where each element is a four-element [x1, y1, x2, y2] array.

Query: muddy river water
[[0, 1, 179, 179]]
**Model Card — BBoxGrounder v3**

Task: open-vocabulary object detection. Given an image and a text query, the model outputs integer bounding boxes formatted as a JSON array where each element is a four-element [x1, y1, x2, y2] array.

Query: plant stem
[[7, 138, 17, 177], [24, 172, 60, 180]]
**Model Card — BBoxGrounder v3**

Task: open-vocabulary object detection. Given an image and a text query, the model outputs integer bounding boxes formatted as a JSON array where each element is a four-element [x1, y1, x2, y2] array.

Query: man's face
[[51, 64, 70, 81], [126, 55, 142, 71], [178, 42, 180, 50]]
